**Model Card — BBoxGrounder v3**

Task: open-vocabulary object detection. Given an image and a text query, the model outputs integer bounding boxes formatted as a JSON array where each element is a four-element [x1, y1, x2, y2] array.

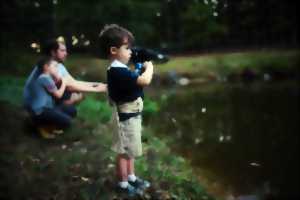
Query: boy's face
[[113, 44, 132, 64], [47, 60, 59, 77]]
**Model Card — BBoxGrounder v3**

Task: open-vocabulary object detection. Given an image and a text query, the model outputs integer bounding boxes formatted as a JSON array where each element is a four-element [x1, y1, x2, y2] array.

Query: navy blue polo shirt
[[107, 60, 144, 104]]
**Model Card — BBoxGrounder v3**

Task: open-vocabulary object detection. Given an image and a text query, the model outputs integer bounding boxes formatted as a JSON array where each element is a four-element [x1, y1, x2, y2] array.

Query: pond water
[[150, 80, 299, 200]]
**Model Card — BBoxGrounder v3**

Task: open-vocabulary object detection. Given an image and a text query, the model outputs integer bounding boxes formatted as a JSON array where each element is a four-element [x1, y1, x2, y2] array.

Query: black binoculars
[[130, 47, 169, 74]]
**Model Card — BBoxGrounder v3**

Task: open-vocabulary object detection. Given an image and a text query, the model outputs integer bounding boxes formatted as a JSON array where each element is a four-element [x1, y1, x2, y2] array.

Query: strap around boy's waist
[[115, 97, 143, 121], [116, 97, 143, 114], [118, 112, 141, 121]]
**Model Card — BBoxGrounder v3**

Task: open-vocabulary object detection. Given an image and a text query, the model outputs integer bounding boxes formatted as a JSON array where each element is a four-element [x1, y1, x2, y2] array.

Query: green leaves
[[77, 95, 112, 124]]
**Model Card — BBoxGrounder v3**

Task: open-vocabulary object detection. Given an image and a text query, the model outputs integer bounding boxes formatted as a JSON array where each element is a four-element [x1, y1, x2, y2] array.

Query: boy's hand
[[52, 73, 62, 84], [143, 61, 153, 70], [137, 61, 154, 86]]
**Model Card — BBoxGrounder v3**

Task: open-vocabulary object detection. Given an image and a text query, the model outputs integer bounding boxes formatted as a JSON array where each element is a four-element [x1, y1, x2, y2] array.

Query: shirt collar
[[110, 60, 128, 69]]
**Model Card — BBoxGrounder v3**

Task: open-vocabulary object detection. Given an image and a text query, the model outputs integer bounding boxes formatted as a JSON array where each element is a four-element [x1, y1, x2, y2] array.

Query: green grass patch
[[0, 76, 26, 105], [77, 94, 112, 124], [137, 128, 215, 199], [157, 49, 300, 77]]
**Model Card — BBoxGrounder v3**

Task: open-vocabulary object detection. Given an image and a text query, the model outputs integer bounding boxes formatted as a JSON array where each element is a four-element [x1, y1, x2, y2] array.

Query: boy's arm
[[40, 75, 67, 99], [137, 61, 154, 86], [50, 77, 67, 98]]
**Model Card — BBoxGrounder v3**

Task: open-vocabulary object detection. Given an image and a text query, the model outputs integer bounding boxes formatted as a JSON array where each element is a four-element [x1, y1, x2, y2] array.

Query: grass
[[0, 76, 26, 105], [157, 49, 299, 77], [0, 75, 215, 200]]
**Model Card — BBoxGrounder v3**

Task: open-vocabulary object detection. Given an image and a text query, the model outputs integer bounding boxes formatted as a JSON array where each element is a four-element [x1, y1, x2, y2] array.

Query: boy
[[99, 24, 153, 196], [24, 57, 75, 138]]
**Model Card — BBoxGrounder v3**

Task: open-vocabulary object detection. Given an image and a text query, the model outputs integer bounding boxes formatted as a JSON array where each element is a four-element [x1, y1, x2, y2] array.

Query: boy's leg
[[116, 154, 141, 196], [127, 157, 150, 190], [116, 154, 129, 182], [127, 158, 136, 181], [127, 157, 135, 176]]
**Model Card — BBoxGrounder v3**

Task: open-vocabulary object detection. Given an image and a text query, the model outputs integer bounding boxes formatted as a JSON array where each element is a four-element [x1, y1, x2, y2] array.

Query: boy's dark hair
[[37, 56, 54, 70], [99, 24, 134, 58], [42, 39, 63, 56]]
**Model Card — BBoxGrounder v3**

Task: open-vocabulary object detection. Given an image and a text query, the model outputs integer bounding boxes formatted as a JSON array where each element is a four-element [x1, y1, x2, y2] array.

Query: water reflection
[[151, 81, 299, 199]]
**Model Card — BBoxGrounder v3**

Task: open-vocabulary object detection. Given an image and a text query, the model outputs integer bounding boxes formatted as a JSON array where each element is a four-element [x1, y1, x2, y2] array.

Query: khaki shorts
[[111, 111, 142, 158]]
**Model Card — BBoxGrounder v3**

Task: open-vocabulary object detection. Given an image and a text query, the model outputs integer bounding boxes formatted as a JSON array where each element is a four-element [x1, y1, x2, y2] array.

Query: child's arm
[[50, 77, 67, 99], [137, 61, 153, 86]]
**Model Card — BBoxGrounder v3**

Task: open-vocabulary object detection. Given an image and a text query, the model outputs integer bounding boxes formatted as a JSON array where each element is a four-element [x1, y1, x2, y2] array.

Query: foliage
[[0, 76, 25, 105], [0, 52, 39, 76], [143, 97, 160, 118], [181, 1, 227, 49], [55, 0, 162, 49], [77, 94, 112, 124], [1, 0, 297, 56]]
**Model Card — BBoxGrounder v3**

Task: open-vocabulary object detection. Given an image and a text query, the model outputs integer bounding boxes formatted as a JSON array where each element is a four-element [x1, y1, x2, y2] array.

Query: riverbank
[[0, 76, 215, 200]]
